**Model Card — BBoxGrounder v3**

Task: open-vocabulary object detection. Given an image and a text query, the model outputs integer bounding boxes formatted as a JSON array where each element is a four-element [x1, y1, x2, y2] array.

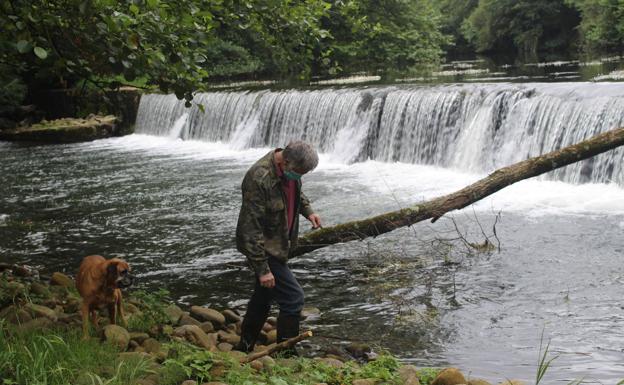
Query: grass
[[0, 320, 152, 385]]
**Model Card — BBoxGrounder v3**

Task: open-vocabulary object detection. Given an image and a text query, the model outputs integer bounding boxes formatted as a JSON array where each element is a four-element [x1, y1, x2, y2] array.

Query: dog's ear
[[106, 262, 118, 280]]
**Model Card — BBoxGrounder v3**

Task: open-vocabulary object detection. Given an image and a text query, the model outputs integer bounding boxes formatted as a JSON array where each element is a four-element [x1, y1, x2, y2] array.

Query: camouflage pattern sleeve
[[236, 172, 271, 276], [300, 189, 314, 219]]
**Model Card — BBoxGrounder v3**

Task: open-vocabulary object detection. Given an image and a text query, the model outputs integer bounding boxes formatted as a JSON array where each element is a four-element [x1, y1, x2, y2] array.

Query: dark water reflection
[[1, 138, 624, 383]]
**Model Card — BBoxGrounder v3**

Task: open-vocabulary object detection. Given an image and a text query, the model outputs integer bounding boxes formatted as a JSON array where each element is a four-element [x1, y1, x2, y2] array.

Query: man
[[235, 140, 322, 355]]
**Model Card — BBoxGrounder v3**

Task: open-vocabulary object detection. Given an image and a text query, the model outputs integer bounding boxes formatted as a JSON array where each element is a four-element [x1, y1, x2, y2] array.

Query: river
[[1, 80, 624, 383]]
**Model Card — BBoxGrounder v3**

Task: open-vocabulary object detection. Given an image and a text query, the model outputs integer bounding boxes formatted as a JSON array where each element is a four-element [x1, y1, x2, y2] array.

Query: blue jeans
[[246, 256, 304, 318]]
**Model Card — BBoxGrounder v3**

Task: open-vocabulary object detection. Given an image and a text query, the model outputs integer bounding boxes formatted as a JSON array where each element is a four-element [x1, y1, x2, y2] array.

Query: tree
[[460, 0, 580, 56], [292, 127, 624, 257], [566, 0, 624, 52], [0, 0, 329, 102], [315, 0, 450, 76]]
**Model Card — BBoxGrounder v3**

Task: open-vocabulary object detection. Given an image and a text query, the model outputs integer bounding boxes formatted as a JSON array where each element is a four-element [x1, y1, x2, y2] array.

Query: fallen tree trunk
[[292, 127, 624, 257]]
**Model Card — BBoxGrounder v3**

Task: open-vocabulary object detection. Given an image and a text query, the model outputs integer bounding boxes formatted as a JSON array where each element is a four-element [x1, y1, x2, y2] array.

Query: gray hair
[[283, 141, 319, 173]]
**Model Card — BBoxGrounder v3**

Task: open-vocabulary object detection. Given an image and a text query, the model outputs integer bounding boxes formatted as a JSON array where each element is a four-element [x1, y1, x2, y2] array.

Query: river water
[[2, 81, 624, 383]]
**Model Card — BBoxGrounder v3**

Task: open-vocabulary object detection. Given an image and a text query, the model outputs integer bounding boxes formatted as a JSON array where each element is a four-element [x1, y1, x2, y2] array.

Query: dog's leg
[[91, 308, 99, 329], [81, 301, 91, 339], [108, 302, 117, 325], [115, 289, 127, 327]]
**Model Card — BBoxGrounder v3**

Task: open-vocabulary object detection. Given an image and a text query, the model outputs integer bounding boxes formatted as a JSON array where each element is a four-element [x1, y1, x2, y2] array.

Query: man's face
[[284, 159, 307, 180]]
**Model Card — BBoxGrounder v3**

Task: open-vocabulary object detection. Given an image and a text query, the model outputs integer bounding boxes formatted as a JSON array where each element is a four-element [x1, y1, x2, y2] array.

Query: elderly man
[[235, 140, 322, 355]]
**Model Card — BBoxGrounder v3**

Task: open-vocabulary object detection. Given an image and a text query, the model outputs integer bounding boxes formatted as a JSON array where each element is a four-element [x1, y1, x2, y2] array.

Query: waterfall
[[135, 83, 624, 185]]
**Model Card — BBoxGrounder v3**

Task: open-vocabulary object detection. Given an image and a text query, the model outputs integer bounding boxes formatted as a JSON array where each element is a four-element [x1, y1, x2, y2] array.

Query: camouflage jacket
[[236, 150, 314, 276]]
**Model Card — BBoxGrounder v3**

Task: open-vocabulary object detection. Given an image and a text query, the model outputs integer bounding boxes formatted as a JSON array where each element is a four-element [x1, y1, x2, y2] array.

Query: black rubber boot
[[276, 314, 301, 357], [235, 309, 268, 353]]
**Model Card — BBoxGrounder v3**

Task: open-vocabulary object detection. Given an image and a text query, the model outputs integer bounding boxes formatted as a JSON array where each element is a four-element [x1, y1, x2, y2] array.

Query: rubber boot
[[235, 309, 268, 353], [276, 314, 301, 357]]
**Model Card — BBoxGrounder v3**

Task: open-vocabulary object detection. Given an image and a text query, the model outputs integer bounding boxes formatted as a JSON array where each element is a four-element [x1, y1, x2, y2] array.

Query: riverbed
[[1, 135, 623, 383]]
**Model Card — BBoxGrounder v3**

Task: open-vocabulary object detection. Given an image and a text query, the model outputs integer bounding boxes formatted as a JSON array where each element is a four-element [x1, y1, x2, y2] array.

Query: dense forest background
[[2, 0, 624, 106]]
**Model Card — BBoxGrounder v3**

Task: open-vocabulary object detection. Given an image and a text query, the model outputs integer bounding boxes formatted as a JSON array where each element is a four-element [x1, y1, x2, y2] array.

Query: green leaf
[[16, 40, 30, 54], [146, 0, 159, 8], [129, 4, 139, 15], [197, 103, 205, 113], [33, 46, 48, 59]]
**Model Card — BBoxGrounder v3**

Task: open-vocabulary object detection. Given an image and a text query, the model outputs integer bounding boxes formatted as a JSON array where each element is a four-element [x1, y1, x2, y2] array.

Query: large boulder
[[173, 325, 218, 351], [103, 324, 131, 351], [50, 272, 74, 287], [25, 303, 58, 321], [190, 306, 225, 326], [431, 368, 466, 385], [398, 365, 421, 385], [163, 304, 184, 325]]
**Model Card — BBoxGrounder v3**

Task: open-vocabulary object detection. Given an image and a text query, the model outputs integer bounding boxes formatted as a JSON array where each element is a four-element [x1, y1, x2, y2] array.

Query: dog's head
[[106, 258, 134, 289]]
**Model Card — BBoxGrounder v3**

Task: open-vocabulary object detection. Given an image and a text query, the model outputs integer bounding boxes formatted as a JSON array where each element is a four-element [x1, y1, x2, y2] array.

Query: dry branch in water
[[293, 127, 624, 257]]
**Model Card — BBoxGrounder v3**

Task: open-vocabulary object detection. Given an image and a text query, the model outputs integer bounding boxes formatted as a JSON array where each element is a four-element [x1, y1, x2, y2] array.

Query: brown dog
[[76, 255, 134, 338]]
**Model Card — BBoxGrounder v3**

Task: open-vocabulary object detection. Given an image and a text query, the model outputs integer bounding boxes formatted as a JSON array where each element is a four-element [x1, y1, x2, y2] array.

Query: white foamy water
[[84, 135, 624, 218]]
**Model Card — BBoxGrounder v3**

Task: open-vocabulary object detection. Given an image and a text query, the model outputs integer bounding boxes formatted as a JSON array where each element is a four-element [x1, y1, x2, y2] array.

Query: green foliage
[[127, 288, 170, 333], [0, 322, 152, 385], [0, 68, 27, 110], [566, 0, 624, 52], [460, 0, 580, 55], [0, 0, 329, 100], [416, 367, 442, 385], [318, 0, 449, 75]]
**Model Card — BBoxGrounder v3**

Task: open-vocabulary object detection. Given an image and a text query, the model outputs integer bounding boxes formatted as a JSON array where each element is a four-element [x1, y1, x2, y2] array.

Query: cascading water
[[135, 83, 624, 185]]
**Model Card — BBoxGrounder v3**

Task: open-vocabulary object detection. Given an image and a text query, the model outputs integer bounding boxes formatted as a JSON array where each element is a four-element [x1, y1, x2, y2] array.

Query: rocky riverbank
[[0, 263, 524, 385], [0, 114, 127, 143]]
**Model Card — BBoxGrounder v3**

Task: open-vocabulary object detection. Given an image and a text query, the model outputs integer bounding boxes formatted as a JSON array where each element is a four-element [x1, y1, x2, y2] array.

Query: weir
[[135, 83, 624, 185]]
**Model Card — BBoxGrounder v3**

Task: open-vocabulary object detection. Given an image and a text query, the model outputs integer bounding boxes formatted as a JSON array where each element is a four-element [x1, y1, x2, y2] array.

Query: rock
[[162, 325, 174, 336], [181, 381, 197, 385], [209, 363, 227, 378], [228, 350, 247, 361], [118, 351, 154, 362], [265, 329, 277, 344], [431, 368, 466, 385], [164, 304, 184, 325], [16, 317, 53, 332], [25, 303, 58, 321], [217, 330, 240, 345], [124, 302, 141, 314], [30, 282, 50, 297], [201, 382, 228, 385], [173, 325, 217, 351], [398, 365, 421, 385], [222, 309, 241, 323], [13, 265, 33, 277], [468, 380, 492, 385], [142, 338, 161, 354], [190, 306, 225, 326], [129, 340, 139, 349], [0, 115, 119, 144], [199, 321, 214, 333], [217, 342, 233, 352], [262, 322, 274, 332], [180, 314, 202, 327], [6, 308, 33, 324], [266, 316, 277, 326], [497, 381, 525, 385], [300, 306, 321, 320], [5, 281, 27, 298], [103, 324, 131, 351], [319, 357, 344, 368], [346, 342, 371, 358], [352, 380, 377, 385], [249, 359, 263, 371], [130, 332, 150, 344], [258, 355, 275, 368], [50, 272, 74, 287]]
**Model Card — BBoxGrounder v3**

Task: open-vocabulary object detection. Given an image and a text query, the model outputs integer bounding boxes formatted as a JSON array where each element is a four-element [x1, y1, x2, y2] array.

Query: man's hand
[[308, 213, 322, 229], [259, 272, 275, 288]]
